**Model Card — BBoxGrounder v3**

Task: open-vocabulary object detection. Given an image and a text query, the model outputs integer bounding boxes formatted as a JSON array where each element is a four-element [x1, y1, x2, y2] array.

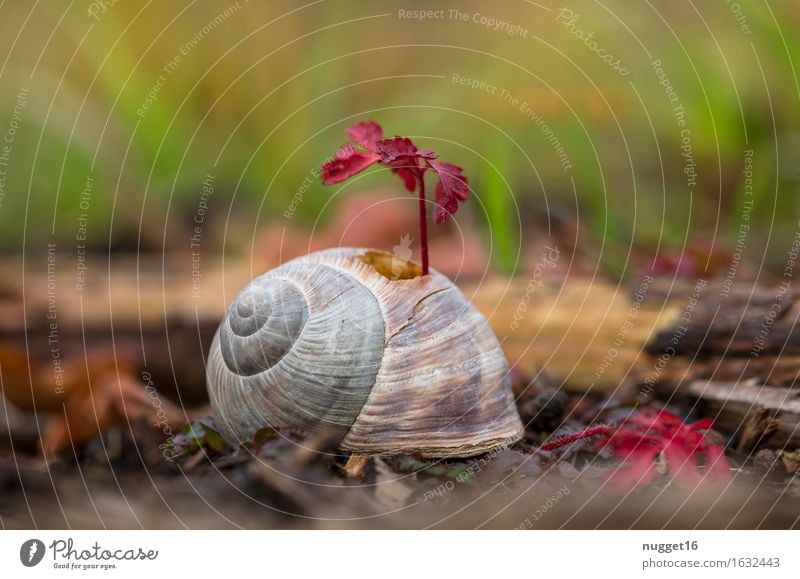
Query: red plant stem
[[418, 175, 429, 275], [538, 425, 611, 451]]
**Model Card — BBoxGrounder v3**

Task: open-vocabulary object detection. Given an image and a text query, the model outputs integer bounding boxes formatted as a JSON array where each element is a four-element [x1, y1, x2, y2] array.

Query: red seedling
[[538, 409, 731, 491], [321, 120, 468, 275]]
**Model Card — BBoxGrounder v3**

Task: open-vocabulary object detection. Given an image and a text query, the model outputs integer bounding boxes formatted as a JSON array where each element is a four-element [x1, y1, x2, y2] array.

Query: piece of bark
[[687, 380, 800, 447], [341, 454, 369, 479], [736, 408, 780, 453], [645, 280, 800, 389], [5, 250, 800, 402], [472, 276, 679, 392], [1, 253, 682, 396]]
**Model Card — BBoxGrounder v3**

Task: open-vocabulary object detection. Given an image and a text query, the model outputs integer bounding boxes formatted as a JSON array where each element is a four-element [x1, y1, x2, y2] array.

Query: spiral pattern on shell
[[207, 247, 523, 458]]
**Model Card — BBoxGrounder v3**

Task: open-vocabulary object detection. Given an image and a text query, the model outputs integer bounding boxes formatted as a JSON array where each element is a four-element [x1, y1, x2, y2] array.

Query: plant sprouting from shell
[[320, 120, 469, 276]]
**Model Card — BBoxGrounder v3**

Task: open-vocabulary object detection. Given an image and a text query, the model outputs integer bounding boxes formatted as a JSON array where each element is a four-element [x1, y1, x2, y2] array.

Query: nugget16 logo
[[19, 539, 46, 567]]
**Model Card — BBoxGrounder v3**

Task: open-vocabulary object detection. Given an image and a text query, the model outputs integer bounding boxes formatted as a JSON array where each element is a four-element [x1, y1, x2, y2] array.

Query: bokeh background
[[1, 0, 797, 276], [3, 0, 800, 532]]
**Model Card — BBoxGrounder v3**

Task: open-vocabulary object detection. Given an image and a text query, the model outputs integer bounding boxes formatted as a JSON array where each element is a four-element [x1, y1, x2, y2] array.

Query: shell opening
[[358, 250, 423, 280]]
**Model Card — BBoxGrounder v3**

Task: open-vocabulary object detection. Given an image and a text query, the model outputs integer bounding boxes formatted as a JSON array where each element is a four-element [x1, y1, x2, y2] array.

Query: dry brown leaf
[[737, 407, 780, 453], [0, 344, 184, 460], [779, 449, 800, 474]]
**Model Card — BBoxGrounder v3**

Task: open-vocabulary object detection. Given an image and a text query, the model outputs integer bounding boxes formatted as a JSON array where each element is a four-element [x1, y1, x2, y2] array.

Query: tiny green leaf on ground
[[173, 417, 228, 456]]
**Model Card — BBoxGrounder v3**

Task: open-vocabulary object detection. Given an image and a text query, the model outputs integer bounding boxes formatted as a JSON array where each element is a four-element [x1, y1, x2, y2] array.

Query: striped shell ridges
[[206, 247, 523, 458]]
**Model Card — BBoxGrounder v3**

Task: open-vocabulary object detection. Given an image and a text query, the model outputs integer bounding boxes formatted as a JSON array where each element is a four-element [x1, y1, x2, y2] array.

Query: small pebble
[[753, 449, 781, 474]]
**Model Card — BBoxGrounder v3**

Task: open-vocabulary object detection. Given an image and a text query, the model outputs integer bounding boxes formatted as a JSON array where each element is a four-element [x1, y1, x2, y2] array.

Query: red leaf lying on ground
[[539, 409, 731, 491]]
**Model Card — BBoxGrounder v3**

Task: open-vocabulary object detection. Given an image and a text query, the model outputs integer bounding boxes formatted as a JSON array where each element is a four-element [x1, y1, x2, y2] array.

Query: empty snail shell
[[206, 247, 523, 458]]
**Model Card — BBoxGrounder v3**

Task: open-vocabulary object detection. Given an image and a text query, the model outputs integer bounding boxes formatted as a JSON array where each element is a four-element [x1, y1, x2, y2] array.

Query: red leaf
[[376, 137, 434, 192], [608, 432, 661, 454], [702, 442, 732, 484], [320, 149, 379, 185], [689, 418, 714, 432], [319, 121, 385, 184], [537, 408, 732, 492], [662, 437, 703, 488], [376, 137, 420, 163], [429, 160, 469, 223], [540, 424, 611, 451], [319, 120, 471, 276], [606, 447, 660, 492], [393, 167, 419, 192], [345, 120, 383, 152]]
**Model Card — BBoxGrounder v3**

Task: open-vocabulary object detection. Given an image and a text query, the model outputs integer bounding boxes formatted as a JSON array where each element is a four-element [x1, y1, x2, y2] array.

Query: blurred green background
[[0, 0, 798, 274]]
